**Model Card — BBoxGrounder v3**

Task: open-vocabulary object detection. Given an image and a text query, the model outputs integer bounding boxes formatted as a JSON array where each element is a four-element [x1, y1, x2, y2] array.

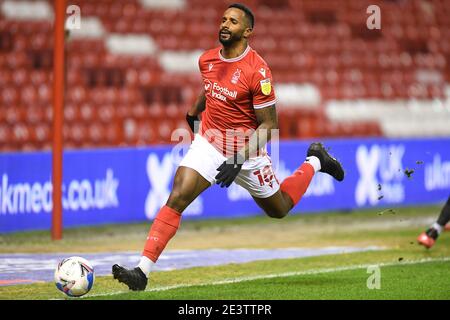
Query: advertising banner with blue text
[[1, 137, 449, 233]]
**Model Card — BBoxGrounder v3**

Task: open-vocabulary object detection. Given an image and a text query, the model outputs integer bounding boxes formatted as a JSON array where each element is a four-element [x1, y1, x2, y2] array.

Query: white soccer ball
[[54, 256, 95, 297]]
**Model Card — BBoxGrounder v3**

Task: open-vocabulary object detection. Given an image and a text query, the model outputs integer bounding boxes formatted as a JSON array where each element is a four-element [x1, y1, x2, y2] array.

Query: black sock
[[437, 196, 450, 227]]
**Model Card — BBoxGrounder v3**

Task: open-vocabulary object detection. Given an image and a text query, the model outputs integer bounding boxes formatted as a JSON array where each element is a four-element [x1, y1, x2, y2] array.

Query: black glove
[[215, 153, 245, 188], [186, 113, 199, 133]]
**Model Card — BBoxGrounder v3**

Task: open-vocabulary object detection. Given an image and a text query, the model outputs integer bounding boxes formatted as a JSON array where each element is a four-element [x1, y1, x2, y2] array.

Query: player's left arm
[[215, 105, 277, 188], [237, 105, 278, 160], [237, 63, 278, 160]]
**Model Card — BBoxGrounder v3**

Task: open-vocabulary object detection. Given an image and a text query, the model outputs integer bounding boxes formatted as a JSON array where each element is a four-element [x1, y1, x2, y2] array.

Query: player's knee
[[166, 190, 190, 213]]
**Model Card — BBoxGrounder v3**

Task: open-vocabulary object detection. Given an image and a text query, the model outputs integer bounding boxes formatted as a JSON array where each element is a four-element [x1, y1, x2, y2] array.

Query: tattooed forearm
[[255, 104, 278, 130], [238, 104, 277, 160]]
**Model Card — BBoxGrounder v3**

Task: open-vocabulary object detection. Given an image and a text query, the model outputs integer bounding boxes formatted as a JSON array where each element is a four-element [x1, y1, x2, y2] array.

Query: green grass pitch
[[0, 205, 449, 300]]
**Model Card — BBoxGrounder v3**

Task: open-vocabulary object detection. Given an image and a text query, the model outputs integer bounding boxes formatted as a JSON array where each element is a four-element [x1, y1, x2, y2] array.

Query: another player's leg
[[253, 142, 344, 218], [418, 196, 450, 248], [112, 166, 211, 290]]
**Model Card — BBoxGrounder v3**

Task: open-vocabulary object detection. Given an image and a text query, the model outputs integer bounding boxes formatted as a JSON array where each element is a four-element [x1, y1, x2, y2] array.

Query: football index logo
[[204, 79, 237, 102], [204, 79, 212, 94]]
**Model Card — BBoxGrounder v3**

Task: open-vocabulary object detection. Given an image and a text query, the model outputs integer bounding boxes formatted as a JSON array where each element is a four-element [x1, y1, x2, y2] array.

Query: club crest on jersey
[[260, 79, 271, 95], [231, 68, 241, 84]]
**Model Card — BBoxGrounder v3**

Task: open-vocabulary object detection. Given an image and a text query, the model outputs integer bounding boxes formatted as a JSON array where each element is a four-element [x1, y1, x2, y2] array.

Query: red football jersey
[[198, 45, 276, 156]]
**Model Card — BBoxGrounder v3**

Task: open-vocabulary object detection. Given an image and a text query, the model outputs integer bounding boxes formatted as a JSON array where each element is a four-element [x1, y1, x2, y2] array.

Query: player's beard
[[218, 29, 243, 47]]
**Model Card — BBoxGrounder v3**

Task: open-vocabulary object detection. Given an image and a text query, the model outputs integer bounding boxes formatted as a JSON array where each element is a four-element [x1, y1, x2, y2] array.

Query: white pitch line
[[82, 256, 450, 299]]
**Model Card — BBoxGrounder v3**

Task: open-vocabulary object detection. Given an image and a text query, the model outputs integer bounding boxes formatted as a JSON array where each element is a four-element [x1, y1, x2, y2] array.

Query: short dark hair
[[228, 3, 254, 29]]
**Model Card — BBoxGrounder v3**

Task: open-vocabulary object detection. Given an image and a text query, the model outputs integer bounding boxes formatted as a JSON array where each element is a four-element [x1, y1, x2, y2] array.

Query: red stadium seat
[[67, 123, 89, 147], [157, 120, 175, 143], [122, 118, 138, 144], [3, 0, 450, 150], [12, 123, 30, 145], [0, 125, 12, 146], [88, 122, 106, 145], [98, 105, 116, 123], [25, 105, 46, 124], [1, 86, 19, 105], [32, 124, 51, 143], [79, 103, 97, 122], [136, 120, 157, 145]]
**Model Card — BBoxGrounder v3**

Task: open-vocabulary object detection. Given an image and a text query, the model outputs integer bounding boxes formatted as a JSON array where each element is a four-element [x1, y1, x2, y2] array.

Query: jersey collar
[[219, 45, 251, 63]]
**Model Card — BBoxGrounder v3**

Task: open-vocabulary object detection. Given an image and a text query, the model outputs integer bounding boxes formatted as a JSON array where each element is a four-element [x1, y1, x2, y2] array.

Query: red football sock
[[142, 205, 181, 263], [280, 163, 315, 206]]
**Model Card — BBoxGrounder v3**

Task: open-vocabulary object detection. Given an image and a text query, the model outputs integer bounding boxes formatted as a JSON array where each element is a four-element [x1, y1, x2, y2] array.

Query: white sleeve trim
[[253, 99, 276, 109]]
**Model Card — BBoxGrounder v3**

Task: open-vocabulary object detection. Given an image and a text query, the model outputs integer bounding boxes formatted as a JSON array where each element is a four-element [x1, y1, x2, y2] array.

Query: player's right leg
[[112, 134, 222, 290], [112, 166, 210, 290], [418, 196, 450, 249]]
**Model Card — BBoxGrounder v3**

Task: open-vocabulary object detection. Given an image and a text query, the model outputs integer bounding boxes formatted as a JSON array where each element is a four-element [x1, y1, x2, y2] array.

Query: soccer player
[[417, 196, 450, 248], [112, 3, 344, 290]]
